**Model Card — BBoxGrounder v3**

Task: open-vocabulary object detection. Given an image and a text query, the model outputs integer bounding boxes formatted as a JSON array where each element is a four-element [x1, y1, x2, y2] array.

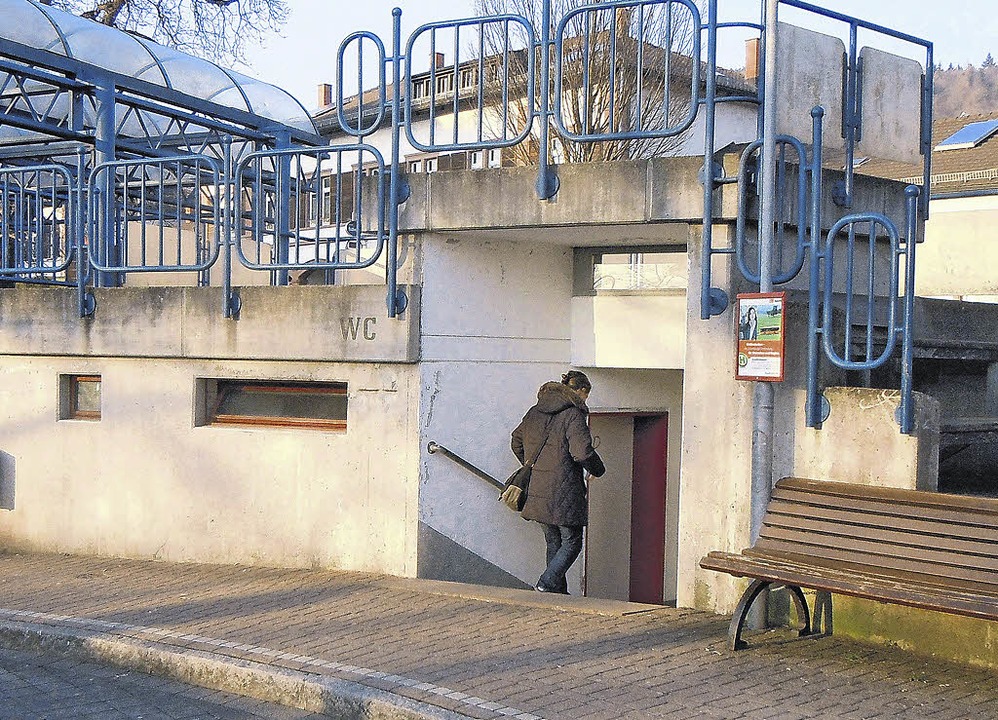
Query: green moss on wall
[[831, 595, 998, 670]]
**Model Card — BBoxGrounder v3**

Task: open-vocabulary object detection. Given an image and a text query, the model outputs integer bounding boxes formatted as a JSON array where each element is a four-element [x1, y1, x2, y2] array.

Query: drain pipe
[[751, 0, 779, 545], [744, 0, 780, 632]]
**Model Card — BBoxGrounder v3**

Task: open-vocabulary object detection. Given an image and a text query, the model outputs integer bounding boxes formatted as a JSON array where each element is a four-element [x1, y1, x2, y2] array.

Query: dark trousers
[[538, 523, 584, 593]]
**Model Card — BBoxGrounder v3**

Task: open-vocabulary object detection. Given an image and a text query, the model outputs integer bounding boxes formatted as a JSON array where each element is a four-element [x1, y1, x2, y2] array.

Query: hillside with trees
[[933, 56, 998, 118]]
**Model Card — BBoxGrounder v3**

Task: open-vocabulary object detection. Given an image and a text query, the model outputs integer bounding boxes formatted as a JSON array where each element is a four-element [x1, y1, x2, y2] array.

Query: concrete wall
[[793, 387, 940, 492], [0, 285, 419, 363], [571, 293, 687, 369], [676, 223, 758, 612], [916, 194, 998, 299], [0, 286, 421, 573], [416, 232, 685, 601], [416, 233, 572, 589]]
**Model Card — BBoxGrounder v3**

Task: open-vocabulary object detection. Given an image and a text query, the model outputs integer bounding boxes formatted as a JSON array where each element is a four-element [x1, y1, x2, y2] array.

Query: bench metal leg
[[729, 580, 815, 651], [786, 585, 814, 638], [729, 579, 770, 650], [812, 590, 832, 635]]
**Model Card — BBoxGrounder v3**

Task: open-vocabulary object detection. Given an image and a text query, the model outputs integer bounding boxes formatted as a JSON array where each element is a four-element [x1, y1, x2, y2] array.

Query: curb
[[0, 619, 472, 720]]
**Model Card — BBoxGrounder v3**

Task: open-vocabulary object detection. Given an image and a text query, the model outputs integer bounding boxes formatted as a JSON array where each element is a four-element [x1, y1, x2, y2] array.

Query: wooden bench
[[700, 477, 998, 650]]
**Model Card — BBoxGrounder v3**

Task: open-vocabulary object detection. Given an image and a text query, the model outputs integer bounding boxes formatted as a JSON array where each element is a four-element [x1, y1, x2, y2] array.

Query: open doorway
[[585, 413, 668, 604]]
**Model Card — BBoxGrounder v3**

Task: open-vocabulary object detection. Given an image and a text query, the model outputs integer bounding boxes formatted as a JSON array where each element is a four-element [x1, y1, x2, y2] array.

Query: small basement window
[[60, 374, 101, 421], [199, 379, 348, 431]]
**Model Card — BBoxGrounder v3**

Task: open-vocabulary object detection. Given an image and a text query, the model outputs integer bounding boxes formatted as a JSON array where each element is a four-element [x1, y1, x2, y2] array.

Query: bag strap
[[525, 415, 555, 468]]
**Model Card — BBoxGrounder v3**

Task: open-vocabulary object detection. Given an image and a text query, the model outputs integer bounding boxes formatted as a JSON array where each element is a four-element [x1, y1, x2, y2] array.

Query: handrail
[[427, 441, 505, 491]]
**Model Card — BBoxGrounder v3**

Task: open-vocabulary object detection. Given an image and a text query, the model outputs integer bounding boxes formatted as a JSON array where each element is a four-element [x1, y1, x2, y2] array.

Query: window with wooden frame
[[202, 379, 348, 431], [60, 374, 101, 420]]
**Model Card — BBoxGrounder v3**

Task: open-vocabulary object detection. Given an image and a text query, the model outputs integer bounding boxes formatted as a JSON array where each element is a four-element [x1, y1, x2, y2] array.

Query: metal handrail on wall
[[427, 441, 505, 492]]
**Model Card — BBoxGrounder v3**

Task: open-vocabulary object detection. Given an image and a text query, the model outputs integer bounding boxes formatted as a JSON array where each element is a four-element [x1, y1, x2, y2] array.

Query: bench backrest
[[757, 478, 998, 594]]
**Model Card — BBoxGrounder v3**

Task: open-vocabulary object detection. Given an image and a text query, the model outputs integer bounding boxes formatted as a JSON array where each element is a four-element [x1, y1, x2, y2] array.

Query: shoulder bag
[[500, 417, 554, 512]]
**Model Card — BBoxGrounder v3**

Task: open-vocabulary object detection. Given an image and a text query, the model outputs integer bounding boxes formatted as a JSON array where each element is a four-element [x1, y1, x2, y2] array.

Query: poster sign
[[735, 292, 786, 382]]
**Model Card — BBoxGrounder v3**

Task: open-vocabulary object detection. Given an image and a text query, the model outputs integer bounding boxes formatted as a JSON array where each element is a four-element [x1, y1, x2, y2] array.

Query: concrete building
[[3, 0, 972, 631]]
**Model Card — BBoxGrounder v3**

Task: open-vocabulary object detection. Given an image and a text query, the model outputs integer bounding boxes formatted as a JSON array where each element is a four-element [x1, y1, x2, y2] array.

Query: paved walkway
[[0, 644, 324, 719], [0, 552, 995, 720]]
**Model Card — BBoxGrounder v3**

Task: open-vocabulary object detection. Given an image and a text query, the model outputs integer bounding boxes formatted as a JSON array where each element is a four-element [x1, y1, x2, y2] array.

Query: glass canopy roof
[[0, 0, 317, 135]]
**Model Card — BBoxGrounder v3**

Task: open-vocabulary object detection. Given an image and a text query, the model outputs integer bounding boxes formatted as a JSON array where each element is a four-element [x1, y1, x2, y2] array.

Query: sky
[[233, 0, 998, 112]]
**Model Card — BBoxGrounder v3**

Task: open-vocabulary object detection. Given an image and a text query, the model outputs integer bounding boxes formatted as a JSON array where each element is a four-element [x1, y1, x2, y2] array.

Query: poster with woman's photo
[[735, 292, 786, 382]]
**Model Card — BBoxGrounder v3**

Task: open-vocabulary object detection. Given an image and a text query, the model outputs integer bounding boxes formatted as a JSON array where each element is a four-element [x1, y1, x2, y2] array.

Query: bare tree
[[473, 0, 701, 164], [36, 0, 288, 65]]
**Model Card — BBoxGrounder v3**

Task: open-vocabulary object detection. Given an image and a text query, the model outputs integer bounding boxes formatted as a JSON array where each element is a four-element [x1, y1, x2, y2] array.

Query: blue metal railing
[[0, 164, 77, 284], [87, 155, 222, 280], [0, 0, 930, 400], [403, 15, 536, 153], [805, 187, 919, 433], [232, 144, 391, 274], [552, 0, 703, 143], [734, 135, 809, 286], [699, 0, 933, 320]]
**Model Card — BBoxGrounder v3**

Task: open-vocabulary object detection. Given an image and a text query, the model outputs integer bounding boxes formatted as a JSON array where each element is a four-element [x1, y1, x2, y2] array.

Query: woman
[[740, 306, 758, 341], [511, 370, 605, 594]]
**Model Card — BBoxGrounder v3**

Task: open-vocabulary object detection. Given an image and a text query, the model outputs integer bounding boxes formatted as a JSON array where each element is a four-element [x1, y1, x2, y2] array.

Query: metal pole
[[222, 136, 235, 318], [94, 78, 119, 288], [387, 7, 403, 316], [751, 0, 779, 544], [805, 108, 824, 428], [535, 0, 556, 200], [700, 0, 718, 320], [274, 129, 292, 287]]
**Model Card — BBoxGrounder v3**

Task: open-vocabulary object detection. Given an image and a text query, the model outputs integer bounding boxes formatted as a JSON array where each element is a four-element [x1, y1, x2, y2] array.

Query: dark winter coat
[[511, 382, 606, 527]]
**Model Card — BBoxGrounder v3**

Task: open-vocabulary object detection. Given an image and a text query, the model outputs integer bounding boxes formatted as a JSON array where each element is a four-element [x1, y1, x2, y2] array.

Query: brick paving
[[0, 645, 326, 720], [0, 551, 996, 720]]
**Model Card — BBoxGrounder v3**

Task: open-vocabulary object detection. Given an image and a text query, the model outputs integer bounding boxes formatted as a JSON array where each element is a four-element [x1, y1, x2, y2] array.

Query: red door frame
[[629, 414, 668, 604], [585, 412, 668, 604]]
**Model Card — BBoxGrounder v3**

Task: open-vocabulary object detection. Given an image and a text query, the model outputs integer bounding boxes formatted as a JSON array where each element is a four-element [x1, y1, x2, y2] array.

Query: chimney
[[744, 38, 760, 82], [318, 83, 333, 108], [434, 52, 445, 69]]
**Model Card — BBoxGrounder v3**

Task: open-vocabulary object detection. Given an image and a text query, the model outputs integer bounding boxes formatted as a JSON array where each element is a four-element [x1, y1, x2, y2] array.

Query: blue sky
[[235, 1, 997, 111]]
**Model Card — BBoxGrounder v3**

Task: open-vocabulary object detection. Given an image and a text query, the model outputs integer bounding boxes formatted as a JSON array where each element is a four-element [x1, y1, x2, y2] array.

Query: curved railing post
[[221, 136, 239, 318], [898, 185, 920, 434], [536, 0, 558, 199], [387, 7, 407, 317], [805, 107, 824, 428]]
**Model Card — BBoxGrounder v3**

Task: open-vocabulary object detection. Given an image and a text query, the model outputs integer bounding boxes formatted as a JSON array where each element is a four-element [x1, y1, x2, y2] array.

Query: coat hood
[[534, 381, 589, 415]]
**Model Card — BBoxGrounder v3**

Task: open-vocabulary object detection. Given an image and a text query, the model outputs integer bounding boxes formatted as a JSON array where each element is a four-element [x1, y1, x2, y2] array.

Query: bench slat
[[705, 549, 998, 599], [776, 477, 998, 515], [743, 547, 998, 595], [774, 479, 998, 523], [772, 486, 998, 529], [742, 545, 998, 597], [700, 550, 998, 620], [764, 501, 998, 543], [760, 514, 998, 570], [755, 530, 998, 587]]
